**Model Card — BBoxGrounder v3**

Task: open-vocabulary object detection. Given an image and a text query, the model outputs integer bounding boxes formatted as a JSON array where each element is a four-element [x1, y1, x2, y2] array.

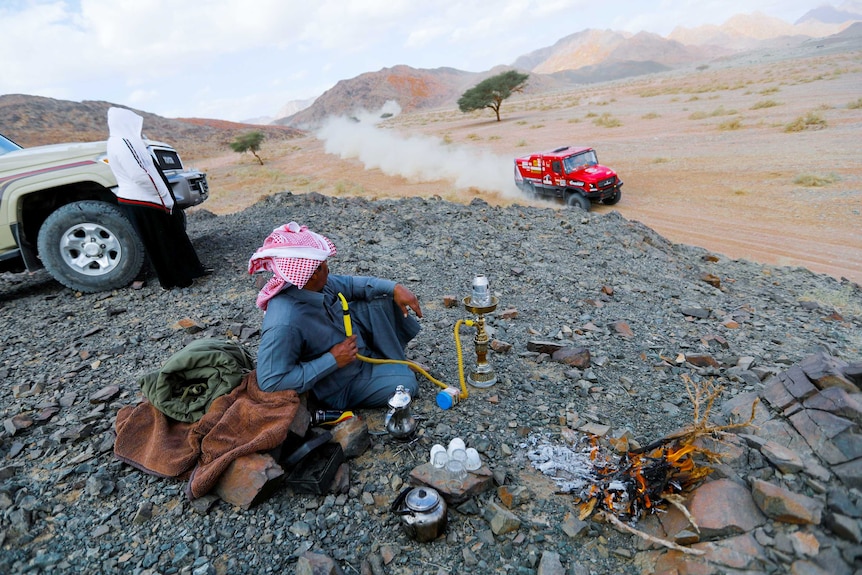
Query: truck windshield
[[563, 150, 597, 173], [0, 134, 23, 156]]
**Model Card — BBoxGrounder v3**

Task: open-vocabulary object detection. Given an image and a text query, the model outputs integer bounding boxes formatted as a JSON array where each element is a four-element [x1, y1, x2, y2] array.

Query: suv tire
[[37, 200, 144, 293], [566, 193, 591, 211]]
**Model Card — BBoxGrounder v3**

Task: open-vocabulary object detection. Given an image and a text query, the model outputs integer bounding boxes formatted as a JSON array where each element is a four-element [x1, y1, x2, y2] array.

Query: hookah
[[336, 274, 499, 412]]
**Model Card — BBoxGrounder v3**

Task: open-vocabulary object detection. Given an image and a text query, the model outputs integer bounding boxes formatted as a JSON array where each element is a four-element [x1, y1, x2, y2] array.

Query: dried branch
[[598, 511, 706, 556]]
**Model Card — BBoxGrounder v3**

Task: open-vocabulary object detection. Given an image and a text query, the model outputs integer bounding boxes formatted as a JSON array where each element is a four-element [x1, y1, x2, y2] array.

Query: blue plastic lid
[[436, 390, 455, 410]]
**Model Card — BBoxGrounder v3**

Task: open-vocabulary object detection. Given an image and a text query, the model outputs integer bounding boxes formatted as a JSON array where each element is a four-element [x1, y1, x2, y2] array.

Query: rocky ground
[[1, 193, 861, 574]]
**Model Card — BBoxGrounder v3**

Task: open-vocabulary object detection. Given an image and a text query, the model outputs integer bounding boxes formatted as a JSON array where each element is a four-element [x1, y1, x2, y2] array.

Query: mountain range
[[1, 7, 860, 144], [273, 8, 861, 129]]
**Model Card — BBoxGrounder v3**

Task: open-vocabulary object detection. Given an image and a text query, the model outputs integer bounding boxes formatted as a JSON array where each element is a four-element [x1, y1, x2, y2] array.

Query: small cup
[[464, 447, 482, 471], [447, 437, 466, 458], [445, 459, 467, 489], [448, 448, 467, 465], [430, 444, 448, 468]]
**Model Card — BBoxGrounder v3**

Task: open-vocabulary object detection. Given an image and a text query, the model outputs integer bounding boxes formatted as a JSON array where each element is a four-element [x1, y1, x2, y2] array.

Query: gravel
[[1, 192, 860, 574]]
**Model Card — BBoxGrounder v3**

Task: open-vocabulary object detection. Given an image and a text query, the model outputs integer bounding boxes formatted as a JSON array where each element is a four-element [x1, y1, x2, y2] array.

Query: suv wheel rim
[[58, 222, 123, 276]]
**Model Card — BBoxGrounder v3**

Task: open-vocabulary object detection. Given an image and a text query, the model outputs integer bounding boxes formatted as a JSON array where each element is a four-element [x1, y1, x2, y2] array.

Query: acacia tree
[[230, 131, 265, 165], [457, 70, 529, 122]]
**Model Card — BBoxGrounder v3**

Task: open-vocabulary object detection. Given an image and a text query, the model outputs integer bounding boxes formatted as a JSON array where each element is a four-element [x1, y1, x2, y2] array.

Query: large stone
[[750, 479, 822, 524], [803, 387, 862, 423], [833, 457, 862, 489], [782, 366, 820, 401], [762, 377, 797, 411], [759, 440, 806, 474], [409, 462, 494, 505], [799, 352, 859, 393], [789, 409, 854, 465], [485, 501, 521, 535], [329, 415, 371, 458], [296, 552, 344, 575], [551, 346, 591, 368], [687, 479, 765, 538], [537, 550, 565, 575], [214, 452, 284, 510]]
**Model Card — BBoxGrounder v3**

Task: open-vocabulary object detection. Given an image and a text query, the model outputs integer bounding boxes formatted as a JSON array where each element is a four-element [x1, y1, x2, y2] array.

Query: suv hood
[[0, 141, 108, 174]]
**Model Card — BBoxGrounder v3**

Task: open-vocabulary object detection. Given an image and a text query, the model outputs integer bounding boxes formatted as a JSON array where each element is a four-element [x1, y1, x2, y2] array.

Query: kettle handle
[[390, 486, 415, 516]]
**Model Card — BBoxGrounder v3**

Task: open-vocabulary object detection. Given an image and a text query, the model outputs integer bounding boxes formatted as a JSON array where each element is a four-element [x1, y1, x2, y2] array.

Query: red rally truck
[[514, 145, 622, 211]]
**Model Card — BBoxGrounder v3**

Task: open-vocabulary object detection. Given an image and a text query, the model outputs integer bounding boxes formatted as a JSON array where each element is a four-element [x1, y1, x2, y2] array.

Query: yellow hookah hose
[[453, 319, 473, 400], [336, 292, 453, 393]]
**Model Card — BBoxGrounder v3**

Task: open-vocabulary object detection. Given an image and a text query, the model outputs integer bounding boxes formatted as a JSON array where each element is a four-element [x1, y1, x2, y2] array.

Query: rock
[[750, 479, 823, 524], [527, 340, 567, 355], [329, 415, 371, 458], [409, 463, 494, 505], [824, 512, 862, 543], [485, 501, 521, 535], [537, 550, 565, 575], [89, 385, 120, 404], [759, 440, 806, 473], [296, 552, 344, 575], [687, 478, 766, 538], [684, 353, 719, 368], [799, 352, 859, 393], [551, 347, 590, 368], [172, 317, 205, 333], [213, 452, 284, 510], [609, 321, 633, 338]]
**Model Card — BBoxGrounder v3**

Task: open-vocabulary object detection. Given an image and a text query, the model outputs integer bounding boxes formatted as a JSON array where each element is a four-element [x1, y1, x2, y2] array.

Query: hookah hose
[[337, 293, 470, 400]]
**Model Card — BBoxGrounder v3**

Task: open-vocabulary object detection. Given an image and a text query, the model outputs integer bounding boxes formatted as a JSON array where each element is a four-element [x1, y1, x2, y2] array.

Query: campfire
[[527, 377, 757, 553]]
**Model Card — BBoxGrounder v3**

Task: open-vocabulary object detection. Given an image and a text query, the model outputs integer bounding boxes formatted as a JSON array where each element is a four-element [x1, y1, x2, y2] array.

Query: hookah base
[[467, 373, 497, 388]]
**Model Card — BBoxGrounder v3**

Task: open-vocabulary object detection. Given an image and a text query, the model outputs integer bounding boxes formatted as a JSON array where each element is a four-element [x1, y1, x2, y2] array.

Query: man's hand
[[330, 335, 358, 368], [394, 284, 423, 318]]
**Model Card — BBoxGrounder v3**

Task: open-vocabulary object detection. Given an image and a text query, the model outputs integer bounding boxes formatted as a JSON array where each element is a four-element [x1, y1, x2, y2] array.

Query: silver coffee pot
[[390, 486, 448, 542], [385, 385, 417, 440]]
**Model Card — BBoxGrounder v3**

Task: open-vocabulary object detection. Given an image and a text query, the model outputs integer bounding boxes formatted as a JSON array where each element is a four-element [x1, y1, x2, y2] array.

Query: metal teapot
[[384, 385, 417, 440], [390, 486, 448, 542]]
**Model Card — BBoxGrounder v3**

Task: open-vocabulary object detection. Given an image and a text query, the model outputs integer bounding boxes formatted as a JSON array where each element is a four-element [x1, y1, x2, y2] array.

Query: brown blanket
[[114, 370, 300, 499]]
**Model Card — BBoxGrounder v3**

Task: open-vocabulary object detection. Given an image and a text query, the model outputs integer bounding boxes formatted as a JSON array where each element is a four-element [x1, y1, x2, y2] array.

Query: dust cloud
[[315, 102, 523, 199]]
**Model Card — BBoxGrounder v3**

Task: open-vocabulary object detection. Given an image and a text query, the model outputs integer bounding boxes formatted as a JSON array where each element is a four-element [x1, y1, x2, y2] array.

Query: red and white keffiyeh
[[248, 222, 337, 310]]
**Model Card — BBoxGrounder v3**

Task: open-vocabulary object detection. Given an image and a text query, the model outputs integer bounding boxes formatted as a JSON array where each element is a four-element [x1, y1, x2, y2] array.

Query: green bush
[[784, 112, 827, 132]]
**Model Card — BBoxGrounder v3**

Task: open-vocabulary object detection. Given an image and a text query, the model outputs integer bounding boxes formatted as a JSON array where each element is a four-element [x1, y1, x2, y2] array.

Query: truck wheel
[[604, 190, 621, 205], [37, 200, 144, 293], [566, 193, 591, 211]]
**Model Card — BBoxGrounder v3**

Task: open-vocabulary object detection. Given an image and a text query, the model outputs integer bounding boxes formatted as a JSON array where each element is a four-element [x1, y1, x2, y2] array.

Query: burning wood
[[528, 377, 757, 528]]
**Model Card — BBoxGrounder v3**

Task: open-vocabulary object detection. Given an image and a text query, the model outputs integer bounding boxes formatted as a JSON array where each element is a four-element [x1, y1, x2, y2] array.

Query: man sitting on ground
[[249, 222, 423, 410]]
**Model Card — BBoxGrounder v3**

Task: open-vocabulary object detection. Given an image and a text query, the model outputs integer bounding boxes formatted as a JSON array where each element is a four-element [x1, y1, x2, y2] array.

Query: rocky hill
[[0, 94, 305, 149], [0, 193, 860, 574]]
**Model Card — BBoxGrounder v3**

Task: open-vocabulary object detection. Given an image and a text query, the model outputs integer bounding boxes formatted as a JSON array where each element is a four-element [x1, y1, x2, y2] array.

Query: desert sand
[[186, 44, 861, 285]]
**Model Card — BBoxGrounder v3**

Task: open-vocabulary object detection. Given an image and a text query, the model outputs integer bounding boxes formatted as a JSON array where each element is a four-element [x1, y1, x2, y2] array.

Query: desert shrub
[[689, 110, 708, 120], [784, 112, 827, 132], [585, 112, 598, 118], [801, 285, 862, 318], [516, 139, 528, 147], [760, 87, 780, 95], [751, 100, 781, 110], [567, 118, 581, 124], [652, 157, 670, 164], [593, 113, 622, 128], [442, 134, 453, 144], [515, 120, 528, 125], [718, 118, 743, 130], [529, 124, 545, 129], [689, 106, 737, 120], [642, 112, 661, 119], [466, 133, 481, 140], [794, 173, 838, 187], [848, 98, 862, 109]]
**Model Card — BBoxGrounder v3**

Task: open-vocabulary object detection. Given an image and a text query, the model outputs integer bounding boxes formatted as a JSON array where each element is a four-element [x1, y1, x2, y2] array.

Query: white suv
[[0, 133, 208, 292]]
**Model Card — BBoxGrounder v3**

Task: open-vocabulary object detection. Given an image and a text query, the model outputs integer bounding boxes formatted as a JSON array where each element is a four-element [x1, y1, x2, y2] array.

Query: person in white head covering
[[249, 222, 423, 410], [106, 106, 206, 289]]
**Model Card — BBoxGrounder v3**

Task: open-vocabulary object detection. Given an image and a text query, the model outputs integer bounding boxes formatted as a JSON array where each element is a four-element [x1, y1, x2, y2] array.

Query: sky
[[0, 0, 830, 122]]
